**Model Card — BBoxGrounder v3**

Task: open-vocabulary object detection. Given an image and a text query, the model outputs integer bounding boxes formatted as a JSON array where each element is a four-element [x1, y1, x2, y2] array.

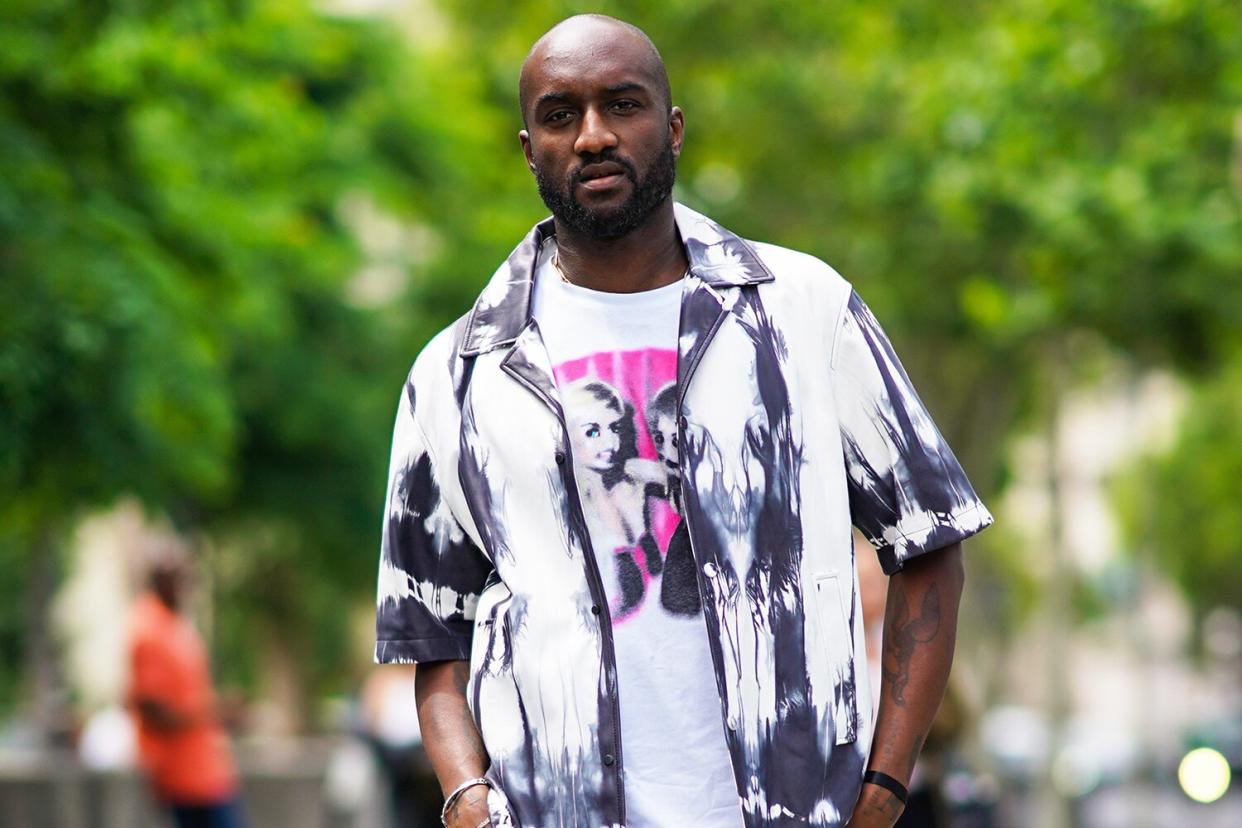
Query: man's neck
[[552, 201, 688, 293]]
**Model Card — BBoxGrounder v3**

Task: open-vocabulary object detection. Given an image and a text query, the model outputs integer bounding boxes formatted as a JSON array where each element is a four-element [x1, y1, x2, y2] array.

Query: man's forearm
[[135, 698, 195, 733], [850, 542, 965, 827], [415, 659, 491, 825]]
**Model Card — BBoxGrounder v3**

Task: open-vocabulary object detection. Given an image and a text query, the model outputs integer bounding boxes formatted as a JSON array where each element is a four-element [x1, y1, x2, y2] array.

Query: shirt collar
[[460, 202, 774, 357]]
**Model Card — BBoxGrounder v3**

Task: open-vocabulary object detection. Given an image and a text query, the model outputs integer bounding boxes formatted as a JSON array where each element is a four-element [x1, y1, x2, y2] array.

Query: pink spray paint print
[[555, 349, 701, 624]]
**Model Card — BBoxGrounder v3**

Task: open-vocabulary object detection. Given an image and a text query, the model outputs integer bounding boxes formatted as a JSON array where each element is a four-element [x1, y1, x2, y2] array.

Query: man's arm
[[129, 637, 203, 733], [133, 699, 194, 733], [847, 542, 965, 828], [416, 660, 491, 828]]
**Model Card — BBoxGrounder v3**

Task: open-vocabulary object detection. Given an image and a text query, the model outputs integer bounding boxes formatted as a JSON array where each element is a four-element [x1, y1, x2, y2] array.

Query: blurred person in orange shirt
[[127, 543, 248, 828]]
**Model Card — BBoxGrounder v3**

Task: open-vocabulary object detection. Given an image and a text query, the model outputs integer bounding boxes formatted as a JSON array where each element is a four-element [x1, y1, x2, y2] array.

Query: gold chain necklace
[[553, 251, 690, 287], [552, 251, 573, 285]]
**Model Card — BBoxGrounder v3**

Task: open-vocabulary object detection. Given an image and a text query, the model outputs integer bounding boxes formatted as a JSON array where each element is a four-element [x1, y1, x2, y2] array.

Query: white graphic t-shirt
[[532, 242, 742, 827]]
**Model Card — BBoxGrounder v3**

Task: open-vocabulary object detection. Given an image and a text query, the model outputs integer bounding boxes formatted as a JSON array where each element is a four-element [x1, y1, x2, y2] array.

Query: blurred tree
[[0, 0, 427, 721], [2, 0, 1240, 726], [1117, 359, 1242, 622]]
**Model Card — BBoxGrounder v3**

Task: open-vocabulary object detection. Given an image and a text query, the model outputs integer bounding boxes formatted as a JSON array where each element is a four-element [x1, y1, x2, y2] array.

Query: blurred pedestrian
[[360, 664, 441, 827], [126, 542, 248, 828]]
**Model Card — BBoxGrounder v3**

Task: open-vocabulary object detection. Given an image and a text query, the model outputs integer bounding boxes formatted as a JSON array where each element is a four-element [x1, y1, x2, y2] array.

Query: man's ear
[[669, 106, 685, 159], [519, 130, 537, 174]]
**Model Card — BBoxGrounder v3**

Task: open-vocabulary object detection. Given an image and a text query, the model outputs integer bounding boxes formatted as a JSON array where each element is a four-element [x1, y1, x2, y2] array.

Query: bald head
[[143, 538, 192, 611], [519, 15, 672, 123]]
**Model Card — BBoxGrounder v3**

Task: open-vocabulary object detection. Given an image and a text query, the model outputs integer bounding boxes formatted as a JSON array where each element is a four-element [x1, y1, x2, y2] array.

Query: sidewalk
[[0, 739, 388, 828]]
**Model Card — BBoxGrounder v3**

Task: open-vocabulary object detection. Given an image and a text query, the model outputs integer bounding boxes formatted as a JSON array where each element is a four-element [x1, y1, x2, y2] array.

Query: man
[[127, 544, 247, 828], [374, 14, 992, 828]]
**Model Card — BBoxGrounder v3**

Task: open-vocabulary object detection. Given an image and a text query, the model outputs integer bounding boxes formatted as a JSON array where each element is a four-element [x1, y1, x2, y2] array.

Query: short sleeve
[[375, 377, 493, 663], [831, 290, 993, 574]]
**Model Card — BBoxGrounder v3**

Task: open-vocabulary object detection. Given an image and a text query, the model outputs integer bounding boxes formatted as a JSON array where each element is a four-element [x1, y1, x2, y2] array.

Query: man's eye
[[612, 100, 639, 112], [545, 110, 572, 123]]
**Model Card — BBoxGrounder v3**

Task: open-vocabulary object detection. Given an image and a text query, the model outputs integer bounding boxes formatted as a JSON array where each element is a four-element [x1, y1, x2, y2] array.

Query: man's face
[[519, 34, 684, 240], [152, 567, 185, 611]]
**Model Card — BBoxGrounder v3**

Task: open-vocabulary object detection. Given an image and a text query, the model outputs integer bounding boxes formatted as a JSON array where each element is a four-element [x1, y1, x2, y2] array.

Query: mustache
[[569, 151, 638, 186]]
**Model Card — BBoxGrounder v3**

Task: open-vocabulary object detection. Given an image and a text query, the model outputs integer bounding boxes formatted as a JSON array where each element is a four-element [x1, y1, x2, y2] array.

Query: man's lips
[[576, 161, 628, 191], [581, 173, 624, 191]]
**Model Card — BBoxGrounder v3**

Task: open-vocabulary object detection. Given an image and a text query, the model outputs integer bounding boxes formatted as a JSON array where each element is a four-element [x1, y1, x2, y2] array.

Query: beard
[[534, 138, 677, 241]]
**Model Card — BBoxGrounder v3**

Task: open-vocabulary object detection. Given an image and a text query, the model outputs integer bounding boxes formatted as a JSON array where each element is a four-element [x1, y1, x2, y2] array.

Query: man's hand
[[415, 659, 492, 828], [847, 541, 965, 826], [444, 783, 491, 828], [133, 698, 194, 733], [843, 782, 904, 828]]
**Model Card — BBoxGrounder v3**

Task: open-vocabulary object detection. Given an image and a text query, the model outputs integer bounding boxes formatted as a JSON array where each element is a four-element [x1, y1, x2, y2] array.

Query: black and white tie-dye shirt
[[375, 203, 993, 828]]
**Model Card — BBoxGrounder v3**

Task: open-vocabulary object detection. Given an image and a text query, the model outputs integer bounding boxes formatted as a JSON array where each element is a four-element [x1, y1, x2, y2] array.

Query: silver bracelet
[[440, 776, 491, 827], [474, 820, 492, 828]]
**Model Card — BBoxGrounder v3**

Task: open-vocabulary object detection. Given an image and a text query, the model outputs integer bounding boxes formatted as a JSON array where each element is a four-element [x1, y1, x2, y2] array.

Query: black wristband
[[862, 770, 909, 805]]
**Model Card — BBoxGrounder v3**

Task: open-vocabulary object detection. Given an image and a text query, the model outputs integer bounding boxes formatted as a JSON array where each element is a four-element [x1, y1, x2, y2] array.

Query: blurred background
[[1, 0, 1240, 826]]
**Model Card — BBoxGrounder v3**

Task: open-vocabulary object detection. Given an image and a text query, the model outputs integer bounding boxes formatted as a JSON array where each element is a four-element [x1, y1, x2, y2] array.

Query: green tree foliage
[[2, 0, 1240, 714], [0, 0, 423, 709]]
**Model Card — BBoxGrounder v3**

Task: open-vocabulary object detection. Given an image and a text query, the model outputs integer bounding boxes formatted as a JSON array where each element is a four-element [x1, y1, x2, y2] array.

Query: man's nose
[[574, 107, 618, 156]]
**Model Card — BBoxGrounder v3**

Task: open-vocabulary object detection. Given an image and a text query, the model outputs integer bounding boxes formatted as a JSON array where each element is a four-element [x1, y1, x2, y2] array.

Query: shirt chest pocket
[[812, 570, 858, 745]]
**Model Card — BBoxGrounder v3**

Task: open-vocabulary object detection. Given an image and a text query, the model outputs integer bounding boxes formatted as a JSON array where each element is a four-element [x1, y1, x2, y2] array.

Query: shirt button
[[590, 605, 601, 615], [727, 716, 738, 730], [603, 753, 615, 766], [703, 562, 718, 578], [678, 416, 688, 429], [554, 451, 566, 465]]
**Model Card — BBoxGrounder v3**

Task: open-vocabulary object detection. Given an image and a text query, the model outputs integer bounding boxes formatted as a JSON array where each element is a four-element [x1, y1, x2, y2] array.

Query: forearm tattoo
[[881, 580, 941, 707], [854, 786, 905, 824]]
